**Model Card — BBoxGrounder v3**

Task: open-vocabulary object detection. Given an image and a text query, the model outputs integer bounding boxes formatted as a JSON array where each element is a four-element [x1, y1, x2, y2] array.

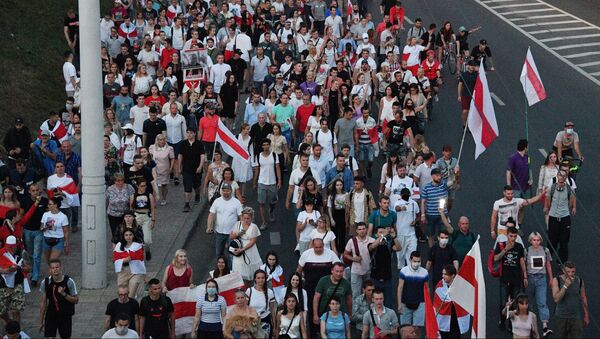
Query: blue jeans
[[295, 131, 305, 151], [215, 232, 232, 266], [527, 274, 550, 322], [23, 229, 43, 282], [282, 129, 292, 149]]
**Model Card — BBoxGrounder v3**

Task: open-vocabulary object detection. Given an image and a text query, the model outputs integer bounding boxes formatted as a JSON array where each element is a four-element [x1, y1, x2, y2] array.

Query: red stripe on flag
[[217, 129, 249, 161], [460, 255, 480, 335], [424, 283, 439, 338], [525, 59, 547, 101], [174, 301, 196, 319], [220, 287, 244, 306], [473, 80, 497, 148]]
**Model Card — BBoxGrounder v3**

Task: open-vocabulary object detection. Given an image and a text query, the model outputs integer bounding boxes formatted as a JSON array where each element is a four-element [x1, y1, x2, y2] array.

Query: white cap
[[5, 235, 17, 246], [122, 123, 134, 130], [362, 33, 369, 40]]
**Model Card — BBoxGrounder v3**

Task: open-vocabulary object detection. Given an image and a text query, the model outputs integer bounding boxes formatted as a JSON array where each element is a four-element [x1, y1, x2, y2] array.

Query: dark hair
[[148, 278, 161, 286], [285, 272, 305, 310], [503, 185, 513, 191], [332, 262, 345, 270], [328, 295, 341, 305], [443, 264, 457, 276], [48, 258, 62, 266], [264, 251, 279, 273], [205, 278, 220, 293], [563, 261, 576, 269], [410, 250, 421, 259], [328, 178, 345, 206], [362, 279, 375, 289], [115, 313, 131, 323], [439, 229, 450, 236], [4, 320, 21, 335], [517, 139, 528, 151], [50, 196, 63, 208], [505, 217, 516, 227], [222, 167, 236, 181], [4, 209, 18, 221], [507, 227, 519, 235], [119, 229, 135, 250], [213, 255, 230, 277], [282, 292, 301, 315], [372, 288, 384, 297], [253, 269, 269, 307]]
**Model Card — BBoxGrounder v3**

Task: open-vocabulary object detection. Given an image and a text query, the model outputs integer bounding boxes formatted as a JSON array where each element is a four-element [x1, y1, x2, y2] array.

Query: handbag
[[44, 237, 60, 247], [228, 222, 250, 264], [278, 313, 297, 339], [370, 308, 391, 339], [209, 180, 223, 205]]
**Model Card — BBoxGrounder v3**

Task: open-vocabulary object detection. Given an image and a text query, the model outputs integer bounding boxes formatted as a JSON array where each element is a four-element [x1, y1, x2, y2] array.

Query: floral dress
[[104, 146, 120, 184]]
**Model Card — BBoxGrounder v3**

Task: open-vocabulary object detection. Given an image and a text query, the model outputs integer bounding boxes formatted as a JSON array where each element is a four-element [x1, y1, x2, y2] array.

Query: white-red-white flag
[[447, 236, 486, 338], [167, 272, 244, 336], [520, 47, 547, 106], [47, 174, 80, 207], [347, 0, 353, 16], [215, 119, 250, 162], [467, 59, 499, 159]]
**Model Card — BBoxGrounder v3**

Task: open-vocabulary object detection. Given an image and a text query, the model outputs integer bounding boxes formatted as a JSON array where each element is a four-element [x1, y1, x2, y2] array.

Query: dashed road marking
[[269, 231, 281, 245], [539, 148, 548, 158], [490, 92, 506, 106], [564, 51, 600, 59], [539, 33, 600, 43], [520, 20, 579, 27]]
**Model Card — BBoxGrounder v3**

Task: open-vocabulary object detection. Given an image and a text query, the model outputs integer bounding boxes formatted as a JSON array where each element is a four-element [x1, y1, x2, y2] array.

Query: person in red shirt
[[421, 50, 442, 98], [389, 1, 405, 30], [295, 93, 315, 148], [144, 85, 167, 110], [197, 102, 220, 162], [160, 39, 177, 70]]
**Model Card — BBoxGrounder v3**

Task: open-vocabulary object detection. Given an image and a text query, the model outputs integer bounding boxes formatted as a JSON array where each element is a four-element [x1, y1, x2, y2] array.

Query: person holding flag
[[113, 229, 146, 299], [0, 235, 30, 323], [433, 264, 470, 338], [46, 161, 80, 229]]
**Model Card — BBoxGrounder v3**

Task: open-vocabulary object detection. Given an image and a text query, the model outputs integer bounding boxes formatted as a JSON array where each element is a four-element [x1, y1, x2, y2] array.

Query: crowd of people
[[0, 0, 591, 338]]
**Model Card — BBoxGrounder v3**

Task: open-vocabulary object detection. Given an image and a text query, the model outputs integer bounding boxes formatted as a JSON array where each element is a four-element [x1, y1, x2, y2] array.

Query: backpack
[[487, 242, 505, 278], [549, 182, 573, 203]]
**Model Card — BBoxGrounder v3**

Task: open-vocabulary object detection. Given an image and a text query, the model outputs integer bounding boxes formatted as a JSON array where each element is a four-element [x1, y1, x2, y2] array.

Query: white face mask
[[566, 128, 574, 134], [115, 326, 129, 336], [411, 261, 421, 270], [439, 238, 449, 247]]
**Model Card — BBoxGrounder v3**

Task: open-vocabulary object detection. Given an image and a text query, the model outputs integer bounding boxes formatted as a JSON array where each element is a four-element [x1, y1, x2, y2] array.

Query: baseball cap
[[459, 26, 467, 32], [565, 121, 574, 127], [5, 235, 17, 246], [122, 123, 134, 130], [221, 183, 232, 190], [426, 50, 435, 56], [362, 33, 369, 40], [480, 39, 487, 45], [276, 73, 284, 78], [431, 168, 442, 175], [15, 117, 24, 124], [361, 59, 369, 65], [40, 129, 51, 136]]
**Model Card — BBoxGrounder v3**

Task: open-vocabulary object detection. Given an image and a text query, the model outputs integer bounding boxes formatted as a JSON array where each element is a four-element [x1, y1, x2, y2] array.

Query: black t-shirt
[[371, 239, 393, 280], [105, 298, 140, 330], [63, 16, 79, 41], [139, 295, 174, 338], [126, 167, 154, 193], [386, 120, 410, 144], [21, 196, 49, 231], [142, 118, 167, 148], [471, 46, 492, 63], [457, 32, 469, 51], [428, 245, 458, 284], [142, 8, 158, 20], [459, 70, 478, 98], [495, 242, 525, 284], [337, 69, 351, 84], [178, 139, 205, 173]]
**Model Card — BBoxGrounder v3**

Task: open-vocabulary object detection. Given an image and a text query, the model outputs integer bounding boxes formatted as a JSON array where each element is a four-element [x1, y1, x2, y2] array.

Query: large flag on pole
[[520, 47, 547, 106], [215, 119, 250, 162], [423, 283, 439, 338], [447, 236, 486, 338], [467, 59, 499, 159]]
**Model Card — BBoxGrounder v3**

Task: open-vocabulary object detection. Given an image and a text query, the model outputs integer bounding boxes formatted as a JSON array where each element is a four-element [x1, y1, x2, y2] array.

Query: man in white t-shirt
[[315, 119, 337, 164], [394, 188, 420, 268], [209, 54, 232, 94], [101, 314, 139, 338], [120, 124, 142, 169], [413, 152, 435, 188], [286, 154, 321, 216], [63, 51, 78, 97], [129, 95, 149, 137], [253, 138, 282, 230], [402, 36, 427, 76], [207, 184, 243, 257], [385, 165, 415, 207], [490, 184, 544, 239], [343, 222, 375, 297], [324, 7, 343, 38]]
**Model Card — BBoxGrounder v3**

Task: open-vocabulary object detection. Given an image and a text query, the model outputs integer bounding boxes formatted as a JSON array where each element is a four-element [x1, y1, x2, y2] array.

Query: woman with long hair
[[246, 269, 277, 338], [309, 215, 337, 253], [260, 251, 285, 305], [205, 150, 229, 203], [149, 134, 175, 205], [114, 210, 144, 247], [327, 179, 348, 251], [405, 84, 428, 134], [144, 84, 167, 109], [296, 177, 324, 214], [268, 123, 290, 173], [379, 151, 401, 194], [131, 64, 153, 96], [265, 89, 278, 116], [338, 83, 351, 111], [129, 178, 156, 259], [537, 151, 559, 194], [0, 186, 20, 219], [378, 85, 397, 128], [104, 108, 122, 138], [209, 255, 230, 279], [41, 197, 69, 262], [232, 123, 253, 196], [113, 229, 146, 298], [525, 232, 553, 336], [281, 272, 308, 313], [191, 279, 227, 339], [295, 200, 320, 255], [274, 293, 307, 338], [503, 294, 540, 338], [306, 105, 324, 136], [219, 73, 240, 129], [105, 63, 124, 86], [162, 249, 194, 293]]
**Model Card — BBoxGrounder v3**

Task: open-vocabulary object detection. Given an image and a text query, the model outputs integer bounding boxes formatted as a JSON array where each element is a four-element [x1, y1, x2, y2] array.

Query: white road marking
[[482, 0, 522, 3], [539, 148, 548, 158], [540, 33, 600, 42], [490, 3, 542, 9], [553, 42, 600, 50], [490, 92, 506, 106], [405, 17, 414, 25], [529, 26, 595, 34], [269, 231, 281, 245], [510, 14, 567, 21], [501, 8, 555, 15], [473, 0, 600, 86], [520, 20, 579, 27], [591, 71, 600, 76], [577, 60, 600, 67], [564, 51, 600, 59]]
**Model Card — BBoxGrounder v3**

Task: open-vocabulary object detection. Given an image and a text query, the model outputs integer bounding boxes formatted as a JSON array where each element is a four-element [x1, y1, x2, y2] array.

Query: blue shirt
[[244, 103, 267, 126], [325, 166, 354, 192], [320, 312, 350, 339], [338, 37, 357, 53], [32, 139, 59, 175], [111, 95, 134, 125], [420, 180, 448, 216], [309, 155, 330, 187]]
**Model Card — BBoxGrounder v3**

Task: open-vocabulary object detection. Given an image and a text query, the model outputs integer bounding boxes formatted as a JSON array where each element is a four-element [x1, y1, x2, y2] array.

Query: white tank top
[[511, 312, 533, 337], [381, 97, 397, 123]]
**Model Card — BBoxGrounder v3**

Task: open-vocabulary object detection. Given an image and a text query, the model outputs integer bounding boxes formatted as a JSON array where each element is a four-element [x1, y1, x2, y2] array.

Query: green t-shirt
[[316, 275, 352, 315], [272, 104, 294, 131], [368, 209, 397, 236]]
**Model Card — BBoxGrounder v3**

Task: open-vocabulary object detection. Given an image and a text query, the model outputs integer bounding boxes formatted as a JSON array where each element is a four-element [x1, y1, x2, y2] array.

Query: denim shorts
[[358, 143, 374, 162], [43, 237, 65, 251], [400, 302, 425, 326]]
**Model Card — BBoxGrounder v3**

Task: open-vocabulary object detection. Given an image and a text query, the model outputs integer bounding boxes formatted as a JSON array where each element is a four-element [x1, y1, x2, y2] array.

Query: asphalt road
[[188, 0, 600, 336]]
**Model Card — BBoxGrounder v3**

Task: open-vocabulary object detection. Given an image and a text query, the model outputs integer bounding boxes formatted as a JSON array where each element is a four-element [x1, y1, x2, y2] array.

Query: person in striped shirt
[[419, 168, 449, 247]]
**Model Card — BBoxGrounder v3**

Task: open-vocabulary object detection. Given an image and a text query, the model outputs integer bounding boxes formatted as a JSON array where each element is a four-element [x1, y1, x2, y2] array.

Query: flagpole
[[211, 139, 218, 163], [525, 46, 533, 197], [456, 117, 469, 167]]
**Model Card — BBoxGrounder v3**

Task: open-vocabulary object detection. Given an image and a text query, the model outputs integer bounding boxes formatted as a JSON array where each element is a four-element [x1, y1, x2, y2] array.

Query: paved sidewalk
[[18, 183, 207, 338]]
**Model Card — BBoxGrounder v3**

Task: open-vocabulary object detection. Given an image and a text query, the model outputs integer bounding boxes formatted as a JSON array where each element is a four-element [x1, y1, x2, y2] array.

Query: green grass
[[0, 0, 112, 137]]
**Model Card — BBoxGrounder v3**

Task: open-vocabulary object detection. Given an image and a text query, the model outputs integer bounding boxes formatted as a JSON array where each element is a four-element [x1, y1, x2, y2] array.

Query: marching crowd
[[0, 0, 591, 338]]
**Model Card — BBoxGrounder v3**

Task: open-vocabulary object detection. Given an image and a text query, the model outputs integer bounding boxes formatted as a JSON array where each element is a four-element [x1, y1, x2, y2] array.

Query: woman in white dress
[[379, 86, 398, 127], [230, 207, 263, 282], [231, 123, 253, 196]]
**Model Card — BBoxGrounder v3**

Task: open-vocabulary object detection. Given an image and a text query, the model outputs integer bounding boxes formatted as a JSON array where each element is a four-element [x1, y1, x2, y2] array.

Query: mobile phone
[[439, 198, 446, 209]]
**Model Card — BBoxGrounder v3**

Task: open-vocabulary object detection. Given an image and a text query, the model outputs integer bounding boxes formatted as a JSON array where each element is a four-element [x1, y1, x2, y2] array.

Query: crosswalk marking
[[473, 0, 600, 86], [482, 0, 522, 3], [520, 20, 579, 28]]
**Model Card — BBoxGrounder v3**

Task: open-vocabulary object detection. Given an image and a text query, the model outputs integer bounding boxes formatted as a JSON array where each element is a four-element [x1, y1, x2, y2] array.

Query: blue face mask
[[207, 287, 218, 296]]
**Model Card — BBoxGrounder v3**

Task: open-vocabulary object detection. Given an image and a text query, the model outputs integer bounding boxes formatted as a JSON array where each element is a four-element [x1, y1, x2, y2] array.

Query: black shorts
[[203, 141, 216, 161], [183, 172, 202, 193], [45, 312, 72, 338]]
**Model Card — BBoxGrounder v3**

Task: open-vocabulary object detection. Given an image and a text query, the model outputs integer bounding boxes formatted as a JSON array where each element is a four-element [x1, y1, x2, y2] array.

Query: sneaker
[[259, 223, 268, 230], [183, 203, 191, 212], [543, 327, 553, 337], [145, 250, 152, 261], [194, 193, 201, 203], [174, 177, 180, 186], [160, 200, 167, 206], [294, 243, 300, 256]]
